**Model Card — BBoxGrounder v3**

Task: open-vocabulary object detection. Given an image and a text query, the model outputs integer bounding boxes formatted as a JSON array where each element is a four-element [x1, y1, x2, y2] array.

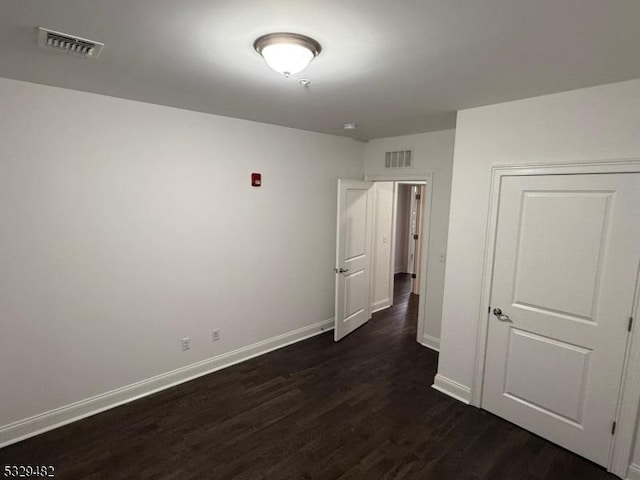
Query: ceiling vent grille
[[37, 27, 104, 58], [385, 149, 413, 169]]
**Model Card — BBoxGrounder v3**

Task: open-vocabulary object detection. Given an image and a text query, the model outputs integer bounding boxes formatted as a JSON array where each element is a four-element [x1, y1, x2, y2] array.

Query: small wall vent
[[384, 149, 413, 169], [37, 27, 104, 58]]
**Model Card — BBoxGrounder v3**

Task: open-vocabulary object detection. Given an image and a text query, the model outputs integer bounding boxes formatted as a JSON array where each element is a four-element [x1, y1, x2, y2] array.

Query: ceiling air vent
[[37, 27, 104, 58], [385, 149, 413, 169]]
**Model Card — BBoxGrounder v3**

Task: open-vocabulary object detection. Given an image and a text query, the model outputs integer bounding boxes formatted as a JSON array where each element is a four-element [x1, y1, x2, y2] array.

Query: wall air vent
[[37, 27, 104, 58], [384, 149, 413, 169]]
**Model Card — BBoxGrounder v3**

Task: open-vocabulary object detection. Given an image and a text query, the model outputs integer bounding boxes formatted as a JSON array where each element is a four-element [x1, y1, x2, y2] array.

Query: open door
[[411, 185, 424, 294], [334, 179, 374, 342]]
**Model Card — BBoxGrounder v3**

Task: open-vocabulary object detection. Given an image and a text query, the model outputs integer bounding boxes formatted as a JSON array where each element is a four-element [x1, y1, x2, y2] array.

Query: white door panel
[[344, 270, 366, 322], [335, 180, 373, 342], [484, 173, 640, 466], [512, 192, 611, 319], [345, 188, 368, 258], [503, 328, 591, 424]]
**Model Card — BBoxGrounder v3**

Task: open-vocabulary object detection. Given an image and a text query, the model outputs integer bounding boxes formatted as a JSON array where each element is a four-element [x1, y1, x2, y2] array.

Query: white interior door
[[483, 173, 640, 466], [407, 186, 418, 274], [334, 179, 374, 342], [412, 186, 424, 295]]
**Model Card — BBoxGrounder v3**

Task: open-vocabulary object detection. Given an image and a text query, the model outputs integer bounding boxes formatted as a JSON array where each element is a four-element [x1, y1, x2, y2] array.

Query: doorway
[[334, 175, 434, 346], [394, 183, 425, 297], [363, 176, 433, 345]]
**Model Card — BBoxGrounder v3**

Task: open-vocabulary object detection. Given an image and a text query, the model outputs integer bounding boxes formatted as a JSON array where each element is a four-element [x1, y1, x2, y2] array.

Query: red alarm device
[[251, 172, 261, 187]]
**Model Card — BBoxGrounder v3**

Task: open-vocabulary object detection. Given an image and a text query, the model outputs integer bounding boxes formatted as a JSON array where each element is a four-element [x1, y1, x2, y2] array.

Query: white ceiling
[[1, 0, 640, 140]]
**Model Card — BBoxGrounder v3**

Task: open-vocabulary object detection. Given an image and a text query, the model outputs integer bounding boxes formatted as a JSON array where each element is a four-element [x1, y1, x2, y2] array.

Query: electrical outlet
[[212, 329, 220, 342], [181, 337, 191, 351]]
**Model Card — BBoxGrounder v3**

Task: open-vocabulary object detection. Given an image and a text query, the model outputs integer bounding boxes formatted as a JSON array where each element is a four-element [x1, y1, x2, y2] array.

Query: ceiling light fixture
[[254, 33, 321, 78]]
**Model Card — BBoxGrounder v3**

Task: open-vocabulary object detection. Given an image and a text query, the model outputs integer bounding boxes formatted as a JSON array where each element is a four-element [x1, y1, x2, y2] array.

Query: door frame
[[365, 173, 434, 347], [472, 159, 640, 477]]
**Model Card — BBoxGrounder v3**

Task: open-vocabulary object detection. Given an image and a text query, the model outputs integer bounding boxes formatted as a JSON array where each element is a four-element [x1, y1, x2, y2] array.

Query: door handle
[[492, 308, 513, 323], [333, 267, 349, 274]]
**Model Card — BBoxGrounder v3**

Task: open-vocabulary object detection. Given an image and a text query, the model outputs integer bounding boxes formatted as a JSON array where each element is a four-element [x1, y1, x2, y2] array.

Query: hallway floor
[[0, 278, 616, 479]]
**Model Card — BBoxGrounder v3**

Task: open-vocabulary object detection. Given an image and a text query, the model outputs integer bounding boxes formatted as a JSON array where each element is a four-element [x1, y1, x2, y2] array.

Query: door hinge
[[411, 273, 417, 279], [629, 317, 634, 332], [488, 305, 491, 313], [612, 421, 617, 435], [416, 194, 421, 200], [413, 234, 419, 240]]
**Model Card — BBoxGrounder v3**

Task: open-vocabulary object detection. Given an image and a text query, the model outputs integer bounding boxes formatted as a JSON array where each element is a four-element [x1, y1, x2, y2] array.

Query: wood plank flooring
[[0, 274, 616, 479]]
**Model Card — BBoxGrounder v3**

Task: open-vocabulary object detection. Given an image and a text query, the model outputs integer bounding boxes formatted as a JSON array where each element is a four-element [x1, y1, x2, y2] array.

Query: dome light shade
[[261, 43, 314, 77], [254, 33, 321, 77]]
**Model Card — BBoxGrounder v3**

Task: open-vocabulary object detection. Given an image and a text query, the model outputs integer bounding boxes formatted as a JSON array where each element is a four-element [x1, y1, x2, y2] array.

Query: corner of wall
[[627, 464, 640, 480], [432, 374, 472, 404]]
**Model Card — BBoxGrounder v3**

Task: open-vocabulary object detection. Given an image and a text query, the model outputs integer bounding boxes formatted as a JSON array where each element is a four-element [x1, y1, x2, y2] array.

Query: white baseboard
[[627, 464, 640, 480], [372, 299, 391, 313], [0, 318, 334, 448], [421, 334, 440, 352], [432, 374, 472, 404]]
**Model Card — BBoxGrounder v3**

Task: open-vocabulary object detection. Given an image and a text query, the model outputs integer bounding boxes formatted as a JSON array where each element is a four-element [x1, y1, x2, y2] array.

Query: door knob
[[493, 308, 513, 323]]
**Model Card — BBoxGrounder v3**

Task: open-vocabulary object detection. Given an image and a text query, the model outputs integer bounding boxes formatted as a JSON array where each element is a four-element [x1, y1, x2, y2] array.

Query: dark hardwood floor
[[1, 274, 616, 479]]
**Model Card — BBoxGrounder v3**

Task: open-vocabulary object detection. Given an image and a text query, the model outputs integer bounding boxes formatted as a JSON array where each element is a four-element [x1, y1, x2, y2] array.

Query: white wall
[[394, 184, 411, 273], [0, 77, 363, 441], [370, 182, 394, 311], [364, 130, 455, 348], [437, 79, 640, 405]]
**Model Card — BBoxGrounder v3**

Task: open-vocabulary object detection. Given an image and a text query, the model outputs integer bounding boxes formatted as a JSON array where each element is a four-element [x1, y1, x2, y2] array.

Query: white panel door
[[484, 173, 640, 466], [334, 179, 374, 342]]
